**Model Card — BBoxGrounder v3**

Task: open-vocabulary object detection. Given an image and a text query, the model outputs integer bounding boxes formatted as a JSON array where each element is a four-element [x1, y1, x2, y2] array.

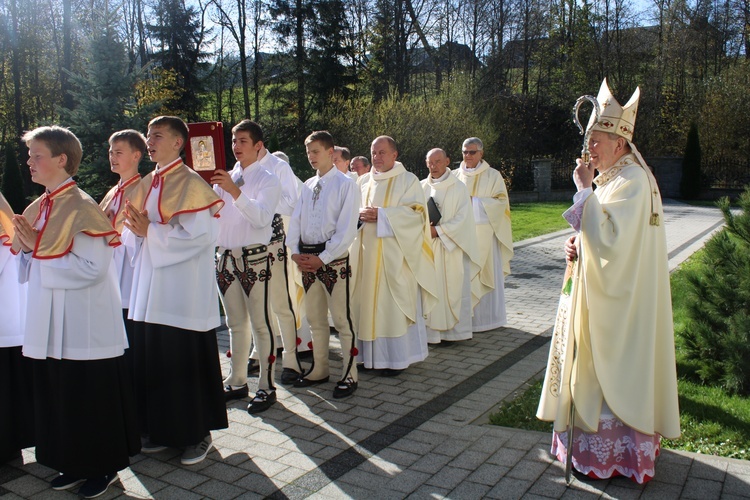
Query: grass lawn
[[511, 202, 572, 242], [489, 246, 750, 460]]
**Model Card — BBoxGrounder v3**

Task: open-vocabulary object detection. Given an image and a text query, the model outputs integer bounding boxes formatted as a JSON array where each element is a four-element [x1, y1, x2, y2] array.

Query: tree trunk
[[61, 0, 74, 110], [295, 0, 306, 137], [8, 0, 33, 197]]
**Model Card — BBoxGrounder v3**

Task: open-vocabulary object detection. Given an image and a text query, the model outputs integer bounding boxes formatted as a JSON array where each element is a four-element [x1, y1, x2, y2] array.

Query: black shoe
[[380, 368, 404, 377], [332, 379, 358, 399], [437, 340, 458, 347], [247, 389, 277, 414], [297, 350, 313, 360], [78, 473, 118, 499], [293, 376, 329, 388], [247, 359, 259, 375], [224, 384, 249, 402], [280, 368, 301, 385], [50, 474, 85, 491]]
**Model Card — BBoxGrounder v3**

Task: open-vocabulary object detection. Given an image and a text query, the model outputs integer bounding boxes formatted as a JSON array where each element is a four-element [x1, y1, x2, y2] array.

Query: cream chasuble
[[421, 171, 481, 331], [537, 154, 680, 439], [351, 162, 437, 341], [453, 161, 513, 299]]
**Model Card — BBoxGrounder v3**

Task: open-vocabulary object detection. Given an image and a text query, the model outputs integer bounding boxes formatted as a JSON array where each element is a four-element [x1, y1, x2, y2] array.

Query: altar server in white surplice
[[421, 149, 482, 344], [13, 126, 138, 496], [0, 192, 32, 464], [453, 137, 513, 332], [122, 116, 227, 466], [352, 136, 437, 376], [100, 130, 146, 378]]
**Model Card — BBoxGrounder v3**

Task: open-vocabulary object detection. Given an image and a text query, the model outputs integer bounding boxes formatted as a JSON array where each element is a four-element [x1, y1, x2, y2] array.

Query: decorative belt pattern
[[216, 246, 270, 296], [270, 213, 285, 244], [302, 256, 351, 294]]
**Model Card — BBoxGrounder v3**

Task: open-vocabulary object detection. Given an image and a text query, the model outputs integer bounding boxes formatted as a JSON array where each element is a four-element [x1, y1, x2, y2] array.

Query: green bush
[[679, 187, 750, 394], [322, 84, 498, 177]]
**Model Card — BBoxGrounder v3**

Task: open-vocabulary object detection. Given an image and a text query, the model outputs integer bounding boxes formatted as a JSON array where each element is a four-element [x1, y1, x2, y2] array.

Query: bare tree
[[211, 0, 251, 117]]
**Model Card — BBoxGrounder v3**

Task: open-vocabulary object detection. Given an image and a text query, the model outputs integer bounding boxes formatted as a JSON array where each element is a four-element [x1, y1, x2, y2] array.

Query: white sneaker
[[181, 435, 213, 465]]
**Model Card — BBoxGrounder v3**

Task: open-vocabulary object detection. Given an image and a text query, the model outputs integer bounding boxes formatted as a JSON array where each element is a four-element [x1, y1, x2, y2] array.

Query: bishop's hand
[[573, 158, 596, 192], [564, 235, 578, 262]]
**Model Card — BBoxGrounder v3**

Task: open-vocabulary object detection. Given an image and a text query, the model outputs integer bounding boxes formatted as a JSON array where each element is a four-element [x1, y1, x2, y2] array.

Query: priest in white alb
[[453, 138, 513, 332], [352, 136, 436, 376], [421, 148, 481, 344], [536, 79, 680, 483]]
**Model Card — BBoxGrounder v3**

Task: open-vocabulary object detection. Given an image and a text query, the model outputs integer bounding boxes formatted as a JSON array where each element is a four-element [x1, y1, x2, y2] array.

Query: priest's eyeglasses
[[462, 150, 479, 155]]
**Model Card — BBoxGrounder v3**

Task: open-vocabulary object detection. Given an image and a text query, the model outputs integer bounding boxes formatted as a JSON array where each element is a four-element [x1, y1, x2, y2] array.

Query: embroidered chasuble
[[351, 162, 437, 341], [421, 171, 482, 331], [12, 181, 120, 258], [453, 160, 513, 299], [537, 154, 680, 440]]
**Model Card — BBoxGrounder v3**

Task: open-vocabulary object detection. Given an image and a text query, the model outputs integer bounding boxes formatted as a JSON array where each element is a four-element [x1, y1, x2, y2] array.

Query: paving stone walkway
[[2, 200, 748, 500]]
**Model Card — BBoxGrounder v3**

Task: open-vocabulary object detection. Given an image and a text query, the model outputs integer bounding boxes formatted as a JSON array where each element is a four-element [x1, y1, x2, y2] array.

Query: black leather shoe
[[332, 379, 358, 399], [280, 368, 301, 385], [247, 359, 259, 375], [247, 389, 277, 414], [78, 473, 118, 499], [224, 384, 249, 402], [293, 376, 329, 388], [380, 368, 404, 377], [50, 474, 85, 491]]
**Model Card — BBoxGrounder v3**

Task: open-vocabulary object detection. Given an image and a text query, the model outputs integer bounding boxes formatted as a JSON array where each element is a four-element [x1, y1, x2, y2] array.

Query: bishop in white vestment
[[536, 79, 680, 483]]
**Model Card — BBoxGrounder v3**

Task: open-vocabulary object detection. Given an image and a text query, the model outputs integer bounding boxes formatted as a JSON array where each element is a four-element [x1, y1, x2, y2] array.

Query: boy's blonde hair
[[148, 116, 189, 152], [21, 126, 83, 176], [109, 129, 148, 159]]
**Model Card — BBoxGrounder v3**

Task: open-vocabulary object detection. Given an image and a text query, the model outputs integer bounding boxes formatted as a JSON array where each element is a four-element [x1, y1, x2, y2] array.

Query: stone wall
[[647, 156, 682, 198]]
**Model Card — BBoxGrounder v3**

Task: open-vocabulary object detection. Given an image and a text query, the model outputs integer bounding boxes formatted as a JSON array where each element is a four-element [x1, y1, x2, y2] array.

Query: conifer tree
[[1, 143, 27, 213], [680, 122, 702, 199], [148, 0, 211, 120], [681, 188, 750, 394], [59, 12, 150, 201]]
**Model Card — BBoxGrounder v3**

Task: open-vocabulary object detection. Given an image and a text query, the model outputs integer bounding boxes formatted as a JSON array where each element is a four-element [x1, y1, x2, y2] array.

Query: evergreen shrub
[[679, 187, 750, 394], [1, 143, 28, 213], [680, 122, 702, 199]]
